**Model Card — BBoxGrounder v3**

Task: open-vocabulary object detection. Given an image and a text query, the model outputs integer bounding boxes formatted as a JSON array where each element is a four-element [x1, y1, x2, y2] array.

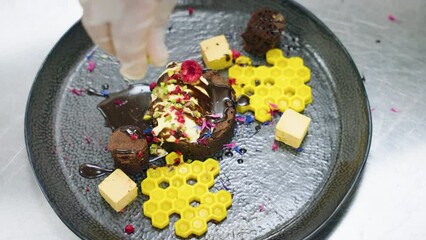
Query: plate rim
[[25, 1, 372, 239]]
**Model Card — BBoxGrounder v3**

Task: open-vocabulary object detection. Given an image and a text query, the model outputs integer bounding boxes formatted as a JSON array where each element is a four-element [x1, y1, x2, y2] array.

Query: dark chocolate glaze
[[208, 84, 234, 118], [78, 163, 113, 179], [97, 84, 151, 130]]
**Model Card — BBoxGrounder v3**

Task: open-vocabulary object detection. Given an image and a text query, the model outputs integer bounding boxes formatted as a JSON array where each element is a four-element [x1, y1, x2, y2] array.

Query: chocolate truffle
[[147, 61, 236, 160], [108, 125, 149, 174], [241, 8, 285, 56]]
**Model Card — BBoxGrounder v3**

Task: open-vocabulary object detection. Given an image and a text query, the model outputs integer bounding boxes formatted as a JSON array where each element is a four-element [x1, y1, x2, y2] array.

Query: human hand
[[80, 0, 176, 80]]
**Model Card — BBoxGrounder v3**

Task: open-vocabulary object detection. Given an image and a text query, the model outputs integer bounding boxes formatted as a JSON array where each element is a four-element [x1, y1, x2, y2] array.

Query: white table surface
[[1, 0, 425, 239]]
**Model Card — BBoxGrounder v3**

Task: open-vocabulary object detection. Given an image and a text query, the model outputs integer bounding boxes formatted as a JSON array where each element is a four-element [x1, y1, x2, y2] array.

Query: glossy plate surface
[[25, 1, 371, 239]]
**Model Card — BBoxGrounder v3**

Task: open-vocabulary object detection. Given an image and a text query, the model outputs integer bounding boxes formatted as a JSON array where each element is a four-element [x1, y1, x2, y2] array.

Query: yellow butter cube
[[275, 109, 311, 148], [98, 169, 138, 212], [200, 35, 233, 70]]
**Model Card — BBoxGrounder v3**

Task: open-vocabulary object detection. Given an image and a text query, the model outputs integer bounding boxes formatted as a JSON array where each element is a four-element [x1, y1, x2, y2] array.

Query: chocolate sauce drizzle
[[97, 84, 151, 130], [78, 163, 114, 179]]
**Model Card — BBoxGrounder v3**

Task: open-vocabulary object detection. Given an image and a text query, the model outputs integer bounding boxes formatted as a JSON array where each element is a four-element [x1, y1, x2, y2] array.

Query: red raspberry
[[180, 60, 202, 83]]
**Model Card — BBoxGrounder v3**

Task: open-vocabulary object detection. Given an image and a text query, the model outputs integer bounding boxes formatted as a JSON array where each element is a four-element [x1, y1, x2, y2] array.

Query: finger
[[146, 0, 176, 66], [81, 21, 115, 55], [111, 0, 158, 80], [80, 0, 124, 55]]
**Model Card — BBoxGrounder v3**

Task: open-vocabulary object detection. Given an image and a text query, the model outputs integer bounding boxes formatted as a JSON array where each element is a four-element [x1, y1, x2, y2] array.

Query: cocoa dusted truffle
[[147, 61, 236, 160], [241, 8, 285, 56], [108, 125, 149, 174]]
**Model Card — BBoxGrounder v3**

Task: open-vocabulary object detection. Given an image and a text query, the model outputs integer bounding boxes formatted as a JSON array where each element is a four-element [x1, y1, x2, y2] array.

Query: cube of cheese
[[98, 169, 138, 212], [200, 35, 233, 70], [275, 109, 311, 148]]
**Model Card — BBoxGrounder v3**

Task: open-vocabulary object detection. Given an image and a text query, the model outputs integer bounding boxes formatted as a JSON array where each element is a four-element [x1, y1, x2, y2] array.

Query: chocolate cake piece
[[241, 8, 285, 56], [108, 125, 149, 174], [147, 61, 236, 160]]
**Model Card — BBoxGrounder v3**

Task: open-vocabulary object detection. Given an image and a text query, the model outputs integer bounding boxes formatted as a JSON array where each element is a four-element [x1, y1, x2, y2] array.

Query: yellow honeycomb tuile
[[229, 49, 313, 122], [141, 152, 232, 238]]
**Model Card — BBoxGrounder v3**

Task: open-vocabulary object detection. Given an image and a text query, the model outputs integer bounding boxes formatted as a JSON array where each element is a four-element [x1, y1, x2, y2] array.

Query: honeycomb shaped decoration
[[228, 48, 312, 122], [141, 152, 232, 238]]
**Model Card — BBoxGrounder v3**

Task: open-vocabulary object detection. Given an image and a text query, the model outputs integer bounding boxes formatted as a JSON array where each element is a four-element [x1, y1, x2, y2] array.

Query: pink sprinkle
[[69, 87, 84, 96], [206, 121, 216, 129], [235, 116, 245, 123], [149, 82, 157, 91], [228, 78, 236, 85], [269, 103, 278, 110], [390, 107, 400, 112], [231, 49, 241, 60], [223, 142, 237, 149], [388, 14, 397, 22], [207, 113, 223, 118], [104, 146, 109, 151], [85, 187, 90, 192], [259, 203, 265, 212], [201, 120, 207, 131], [84, 136, 92, 144], [114, 98, 127, 106], [87, 60, 96, 72], [198, 138, 208, 145], [187, 7, 194, 15], [272, 140, 278, 151]]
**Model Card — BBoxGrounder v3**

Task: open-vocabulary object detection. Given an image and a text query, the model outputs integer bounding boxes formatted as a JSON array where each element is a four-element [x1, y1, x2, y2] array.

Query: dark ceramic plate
[[25, 0, 371, 239]]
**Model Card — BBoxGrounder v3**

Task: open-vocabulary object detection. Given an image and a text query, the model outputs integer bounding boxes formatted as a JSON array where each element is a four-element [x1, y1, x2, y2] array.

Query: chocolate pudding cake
[[147, 60, 236, 159], [108, 125, 149, 174], [241, 8, 285, 56]]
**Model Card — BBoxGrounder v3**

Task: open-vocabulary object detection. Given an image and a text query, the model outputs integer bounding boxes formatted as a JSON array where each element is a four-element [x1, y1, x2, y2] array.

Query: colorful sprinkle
[[124, 224, 135, 234], [69, 87, 85, 96], [231, 49, 241, 61], [137, 150, 143, 158], [187, 7, 194, 15], [219, 178, 230, 191], [100, 89, 109, 97], [113, 98, 127, 106], [149, 82, 157, 91], [387, 14, 398, 22], [207, 113, 223, 118], [86, 49, 96, 60], [223, 142, 237, 149], [87, 60, 96, 72], [233, 146, 243, 155], [295, 147, 304, 153], [269, 102, 278, 110], [235, 116, 245, 123], [390, 107, 400, 113], [130, 134, 138, 140], [259, 203, 265, 212], [245, 115, 254, 124], [272, 140, 278, 151], [228, 78, 236, 85], [84, 136, 92, 144]]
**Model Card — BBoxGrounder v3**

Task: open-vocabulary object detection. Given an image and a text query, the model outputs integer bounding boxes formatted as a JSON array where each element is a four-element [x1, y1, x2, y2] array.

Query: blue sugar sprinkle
[[144, 128, 153, 134], [245, 115, 254, 124], [100, 89, 109, 97]]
